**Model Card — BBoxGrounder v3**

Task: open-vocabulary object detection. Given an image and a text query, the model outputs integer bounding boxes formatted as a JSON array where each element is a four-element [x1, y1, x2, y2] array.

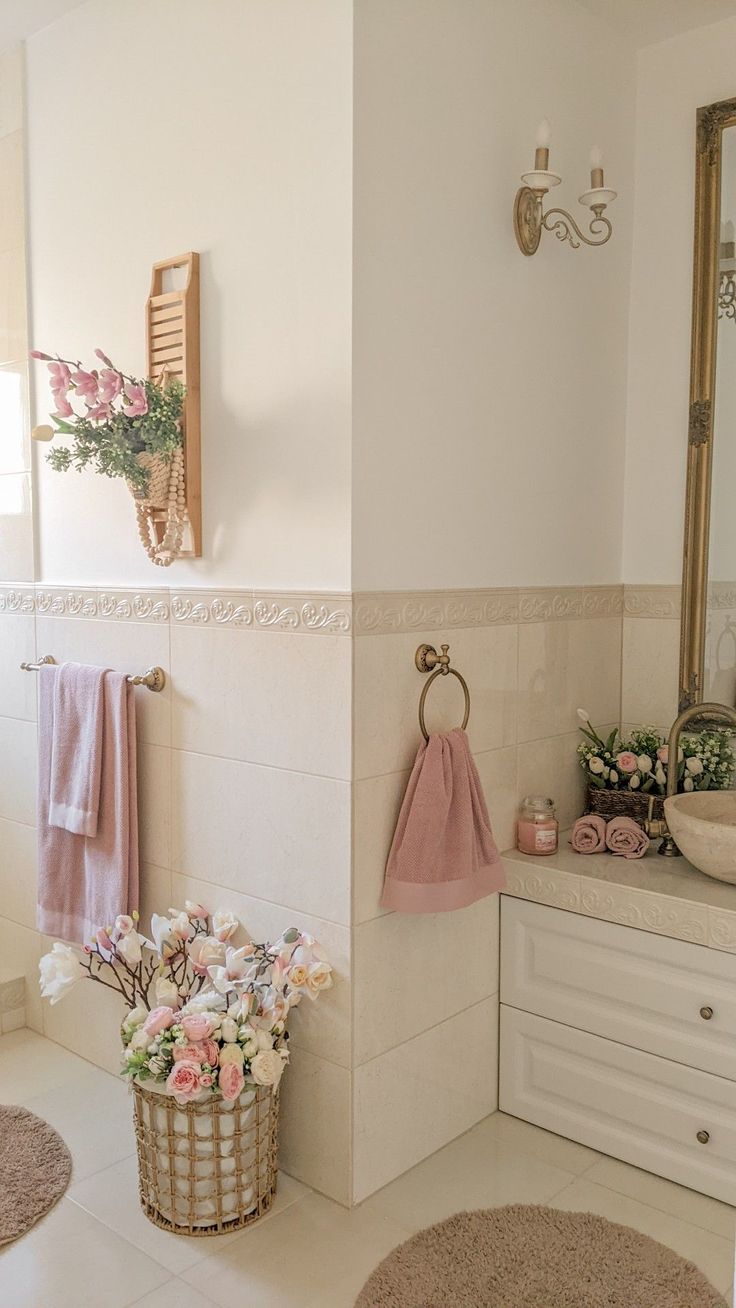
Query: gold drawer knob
[[700, 1006, 714, 1021], [697, 1129, 710, 1145]]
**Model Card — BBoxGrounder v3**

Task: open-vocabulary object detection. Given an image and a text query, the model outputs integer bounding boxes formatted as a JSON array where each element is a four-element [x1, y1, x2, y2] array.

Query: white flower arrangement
[[576, 709, 735, 795], [39, 904, 332, 1105]]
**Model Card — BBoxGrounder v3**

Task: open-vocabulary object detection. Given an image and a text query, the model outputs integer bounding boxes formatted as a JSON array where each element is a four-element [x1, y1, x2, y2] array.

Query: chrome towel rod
[[20, 654, 166, 693]]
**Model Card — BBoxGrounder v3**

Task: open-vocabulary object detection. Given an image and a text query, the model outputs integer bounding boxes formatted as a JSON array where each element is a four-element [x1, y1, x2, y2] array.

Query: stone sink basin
[[664, 791, 736, 885]]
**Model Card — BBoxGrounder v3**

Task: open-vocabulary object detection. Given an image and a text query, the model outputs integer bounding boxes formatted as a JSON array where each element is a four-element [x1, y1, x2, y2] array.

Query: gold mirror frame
[[680, 96, 736, 710]]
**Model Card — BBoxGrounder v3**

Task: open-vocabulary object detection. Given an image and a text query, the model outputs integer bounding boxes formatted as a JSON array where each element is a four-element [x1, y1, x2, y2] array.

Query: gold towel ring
[[415, 643, 471, 742]]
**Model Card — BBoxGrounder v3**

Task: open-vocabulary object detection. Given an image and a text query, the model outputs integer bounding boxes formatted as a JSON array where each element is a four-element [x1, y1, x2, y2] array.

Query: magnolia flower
[[212, 910, 239, 942], [208, 945, 254, 994], [258, 985, 290, 1027], [184, 900, 208, 919], [39, 943, 81, 1005], [54, 395, 74, 419], [86, 401, 113, 422], [188, 935, 227, 975], [588, 757, 605, 774], [637, 755, 653, 774], [250, 1049, 286, 1089], [122, 383, 148, 418], [150, 914, 178, 960], [48, 361, 71, 395], [686, 756, 704, 776], [71, 369, 98, 401], [97, 368, 122, 402], [168, 910, 193, 941], [115, 930, 142, 967], [114, 914, 135, 937]]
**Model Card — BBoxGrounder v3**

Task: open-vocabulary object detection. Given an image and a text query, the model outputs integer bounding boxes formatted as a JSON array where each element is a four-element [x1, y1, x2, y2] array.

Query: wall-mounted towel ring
[[415, 643, 471, 742]]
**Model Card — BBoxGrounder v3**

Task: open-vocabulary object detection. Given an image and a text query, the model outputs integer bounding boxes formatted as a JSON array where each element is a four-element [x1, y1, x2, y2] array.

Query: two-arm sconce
[[513, 119, 617, 256]]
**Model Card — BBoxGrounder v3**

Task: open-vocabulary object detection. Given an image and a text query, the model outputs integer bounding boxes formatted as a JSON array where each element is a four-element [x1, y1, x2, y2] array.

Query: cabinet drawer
[[499, 1006, 736, 1205], [501, 897, 736, 1080]]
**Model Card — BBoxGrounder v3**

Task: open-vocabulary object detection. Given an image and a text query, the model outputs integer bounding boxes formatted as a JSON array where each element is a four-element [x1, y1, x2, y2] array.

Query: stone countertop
[[500, 835, 736, 954]]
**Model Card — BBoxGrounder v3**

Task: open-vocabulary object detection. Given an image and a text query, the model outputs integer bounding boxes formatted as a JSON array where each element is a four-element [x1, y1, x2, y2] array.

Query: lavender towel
[[381, 728, 506, 913], [37, 664, 139, 945], [49, 662, 106, 835]]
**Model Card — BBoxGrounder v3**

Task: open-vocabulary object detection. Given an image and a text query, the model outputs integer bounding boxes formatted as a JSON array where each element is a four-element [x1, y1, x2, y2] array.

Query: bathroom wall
[[621, 15, 736, 722]]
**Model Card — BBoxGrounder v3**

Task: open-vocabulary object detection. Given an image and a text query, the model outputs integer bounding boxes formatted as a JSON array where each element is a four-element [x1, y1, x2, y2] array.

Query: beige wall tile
[[137, 861, 172, 933], [0, 132, 24, 250], [40, 935, 128, 1074], [0, 917, 42, 1031], [0, 48, 23, 139], [352, 998, 498, 1202], [171, 749, 351, 924], [621, 616, 680, 731], [172, 871, 351, 1068], [0, 817, 36, 929], [354, 624, 517, 780], [0, 249, 28, 365], [278, 1047, 351, 1204], [0, 472, 34, 580], [475, 744, 519, 853], [0, 714, 36, 824], [518, 617, 622, 743], [0, 613, 36, 720], [354, 896, 499, 1065], [352, 767, 409, 925], [0, 360, 30, 472], [137, 743, 171, 870], [170, 625, 351, 779], [36, 616, 171, 748], [516, 729, 587, 831]]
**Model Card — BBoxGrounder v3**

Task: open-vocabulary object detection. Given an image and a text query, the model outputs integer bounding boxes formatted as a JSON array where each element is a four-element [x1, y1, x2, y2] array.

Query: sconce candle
[[514, 121, 617, 255], [535, 118, 551, 171], [590, 145, 604, 190]]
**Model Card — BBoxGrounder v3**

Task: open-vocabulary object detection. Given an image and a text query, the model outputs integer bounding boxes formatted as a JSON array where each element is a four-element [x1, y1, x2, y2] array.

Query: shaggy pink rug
[[355, 1204, 728, 1307], [0, 1104, 72, 1244]]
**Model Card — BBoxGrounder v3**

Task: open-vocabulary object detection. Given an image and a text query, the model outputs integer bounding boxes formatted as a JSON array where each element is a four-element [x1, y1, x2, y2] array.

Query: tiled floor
[[1, 1029, 734, 1307]]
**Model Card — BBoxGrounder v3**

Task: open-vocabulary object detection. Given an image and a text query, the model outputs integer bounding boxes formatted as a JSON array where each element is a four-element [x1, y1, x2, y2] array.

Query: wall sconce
[[513, 120, 617, 256]]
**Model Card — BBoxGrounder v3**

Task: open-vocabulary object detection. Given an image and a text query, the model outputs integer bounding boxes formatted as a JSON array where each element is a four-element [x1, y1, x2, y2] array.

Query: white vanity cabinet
[[499, 896, 736, 1205]]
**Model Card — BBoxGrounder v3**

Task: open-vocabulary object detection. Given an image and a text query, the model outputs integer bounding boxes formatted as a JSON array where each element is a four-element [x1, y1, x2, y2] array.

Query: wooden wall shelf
[[145, 252, 201, 557]]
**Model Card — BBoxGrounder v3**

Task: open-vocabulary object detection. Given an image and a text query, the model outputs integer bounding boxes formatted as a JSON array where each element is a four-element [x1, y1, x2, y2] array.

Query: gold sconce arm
[[542, 205, 613, 250]]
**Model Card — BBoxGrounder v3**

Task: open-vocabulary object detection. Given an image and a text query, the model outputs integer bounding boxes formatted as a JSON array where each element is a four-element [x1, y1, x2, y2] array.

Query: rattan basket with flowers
[[39, 904, 333, 1235]]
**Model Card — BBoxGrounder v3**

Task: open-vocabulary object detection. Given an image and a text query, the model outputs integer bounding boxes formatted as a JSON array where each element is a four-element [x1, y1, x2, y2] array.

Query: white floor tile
[[550, 1177, 735, 1295], [126, 1279, 218, 1308], [0, 1027, 91, 1100], [24, 1065, 136, 1181], [476, 1110, 604, 1176], [584, 1155, 736, 1240], [182, 1193, 410, 1308], [360, 1122, 578, 1231], [0, 1198, 169, 1308], [69, 1154, 309, 1275]]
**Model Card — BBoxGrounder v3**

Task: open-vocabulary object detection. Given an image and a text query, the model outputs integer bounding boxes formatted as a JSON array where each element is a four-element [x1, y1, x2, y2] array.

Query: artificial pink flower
[[98, 368, 123, 403], [30, 349, 53, 360], [188, 935, 226, 975], [86, 401, 112, 422], [48, 361, 71, 395], [184, 900, 209, 919], [143, 1005, 176, 1037], [173, 1039, 219, 1067], [180, 1013, 216, 1042], [219, 1061, 245, 1103], [113, 914, 135, 938], [95, 927, 113, 952], [54, 396, 74, 419], [166, 1060, 202, 1102], [200, 1073, 214, 1088], [71, 369, 99, 401], [122, 383, 148, 418], [657, 746, 669, 764], [615, 751, 638, 775], [94, 348, 113, 367]]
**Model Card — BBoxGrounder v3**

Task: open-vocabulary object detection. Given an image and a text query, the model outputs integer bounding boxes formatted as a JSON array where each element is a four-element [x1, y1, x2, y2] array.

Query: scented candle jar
[[517, 795, 558, 856]]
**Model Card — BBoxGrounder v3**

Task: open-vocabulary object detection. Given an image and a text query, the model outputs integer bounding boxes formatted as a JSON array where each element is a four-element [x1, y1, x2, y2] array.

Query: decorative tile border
[[623, 585, 682, 619], [353, 585, 622, 634], [708, 583, 736, 612]]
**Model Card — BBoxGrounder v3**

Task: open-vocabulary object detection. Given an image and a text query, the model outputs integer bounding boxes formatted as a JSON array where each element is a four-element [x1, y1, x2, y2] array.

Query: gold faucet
[[656, 701, 736, 856]]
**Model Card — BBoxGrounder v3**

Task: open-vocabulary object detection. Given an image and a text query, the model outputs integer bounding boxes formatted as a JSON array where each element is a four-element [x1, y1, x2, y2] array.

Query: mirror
[[681, 97, 736, 710]]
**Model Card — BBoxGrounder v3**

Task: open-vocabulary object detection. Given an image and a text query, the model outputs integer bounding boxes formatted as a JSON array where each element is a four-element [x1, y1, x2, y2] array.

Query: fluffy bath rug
[[0, 1104, 72, 1245], [355, 1203, 727, 1307]]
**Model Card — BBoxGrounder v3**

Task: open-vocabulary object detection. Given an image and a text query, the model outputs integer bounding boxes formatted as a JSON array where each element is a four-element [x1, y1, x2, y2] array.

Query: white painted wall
[[351, 0, 635, 592], [624, 15, 736, 584], [26, 0, 353, 590]]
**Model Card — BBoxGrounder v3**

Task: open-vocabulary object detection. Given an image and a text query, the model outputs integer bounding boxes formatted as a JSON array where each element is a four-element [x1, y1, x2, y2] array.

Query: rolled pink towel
[[605, 815, 649, 859], [570, 814, 607, 854]]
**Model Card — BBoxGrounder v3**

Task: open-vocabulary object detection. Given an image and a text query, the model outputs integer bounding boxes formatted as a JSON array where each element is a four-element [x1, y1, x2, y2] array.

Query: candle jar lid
[[520, 795, 556, 819]]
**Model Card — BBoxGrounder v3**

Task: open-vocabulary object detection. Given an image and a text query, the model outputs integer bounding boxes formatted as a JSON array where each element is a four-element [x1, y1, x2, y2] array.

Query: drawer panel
[[501, 897, 736, 1080], [499, 1006, 736, 1205]]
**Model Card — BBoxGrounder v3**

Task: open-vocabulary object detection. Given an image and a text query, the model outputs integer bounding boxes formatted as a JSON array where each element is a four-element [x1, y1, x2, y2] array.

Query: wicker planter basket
[[127, 451, 171, 509], [586, 783, 664, 832], [133, 1081, 279, 1236]]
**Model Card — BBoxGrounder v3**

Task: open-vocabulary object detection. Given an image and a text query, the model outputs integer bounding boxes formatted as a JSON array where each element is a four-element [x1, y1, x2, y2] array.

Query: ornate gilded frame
[[680, 97, 736, 709]]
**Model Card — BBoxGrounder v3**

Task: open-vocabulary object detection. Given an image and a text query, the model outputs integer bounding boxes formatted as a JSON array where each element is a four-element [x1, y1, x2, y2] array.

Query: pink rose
[[173, 1039, 219, 1067], [180, 1013, 216, 1042], [219, 1062, 245, 1102], [200, 1073, 214, 1088], [166, 1060, 202, 1102], [143, 1005, 176, 1037], [616, 751, 638, 774]]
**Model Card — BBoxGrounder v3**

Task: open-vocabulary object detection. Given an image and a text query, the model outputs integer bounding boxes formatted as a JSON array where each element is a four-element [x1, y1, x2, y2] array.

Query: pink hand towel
[[37, 664, 140, 945], [570, 813, 608, 853], [381, 727, 506, 913], [49, 662, 106, 835], [605, 814, 650, 859]]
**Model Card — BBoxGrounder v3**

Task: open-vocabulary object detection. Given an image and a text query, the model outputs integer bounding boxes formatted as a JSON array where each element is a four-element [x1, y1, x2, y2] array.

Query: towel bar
[[20, 654, 166, 692]]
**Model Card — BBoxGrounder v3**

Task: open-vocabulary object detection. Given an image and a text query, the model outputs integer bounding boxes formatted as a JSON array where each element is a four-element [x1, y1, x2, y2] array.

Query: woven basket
[[127, 451, 171, 510], [133, 1081, 279, 1236], [586, 783, 664, 832]]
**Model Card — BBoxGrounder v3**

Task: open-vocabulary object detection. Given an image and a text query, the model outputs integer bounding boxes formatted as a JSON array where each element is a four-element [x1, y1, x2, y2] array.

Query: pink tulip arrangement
[[30, 347, 184, 494], [39, 904, 333, 1105]]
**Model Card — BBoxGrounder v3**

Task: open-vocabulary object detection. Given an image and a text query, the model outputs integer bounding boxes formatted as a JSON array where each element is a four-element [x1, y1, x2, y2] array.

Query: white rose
[[220, 1018, 238, 1043], [609, 769, 618, 785], [683, 776, 695, 792], [637, 755, 652, 774], [219, 1043, 245, 1067], [686, 757, 704, 775], [242, 1039, 259, 1059], [629, 775, 640, 790], [155, 976, 179, 1008], [123, 1005, 148, 1030], [589, 756, 605, 774], [250, 1049, 286, 1088], [39, 942, 81, 1006], [129, 1028, 149, 1051]]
